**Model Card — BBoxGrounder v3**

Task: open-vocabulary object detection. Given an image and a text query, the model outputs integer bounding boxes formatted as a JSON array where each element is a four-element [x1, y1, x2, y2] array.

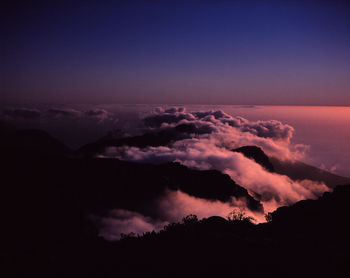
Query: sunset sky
[[2, 0, 350, 105]]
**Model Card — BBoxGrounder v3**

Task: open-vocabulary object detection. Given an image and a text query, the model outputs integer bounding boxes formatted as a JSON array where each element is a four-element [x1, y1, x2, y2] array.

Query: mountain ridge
[[2, 127, 349, 277]]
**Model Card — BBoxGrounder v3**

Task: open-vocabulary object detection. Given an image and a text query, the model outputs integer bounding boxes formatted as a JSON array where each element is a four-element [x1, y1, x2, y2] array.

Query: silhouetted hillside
[[2, 128, 349, 278], [232, 145, 275, 172], [106, 185, 350, 277], [78, 128, 350, 188], [1, 128, 72, 157], [232, 146, 350, 187], [270, 157, 350, 187], [77, 124, 197, 157]]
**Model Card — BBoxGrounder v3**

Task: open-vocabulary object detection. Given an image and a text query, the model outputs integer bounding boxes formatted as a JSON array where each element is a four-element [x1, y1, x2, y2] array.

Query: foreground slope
[[2, 128, 349, 278], [94, 185, 350, 278]]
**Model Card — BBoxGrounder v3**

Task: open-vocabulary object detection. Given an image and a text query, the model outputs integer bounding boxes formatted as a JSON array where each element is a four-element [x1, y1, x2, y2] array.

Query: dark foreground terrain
[[1, 127, 349, 277]]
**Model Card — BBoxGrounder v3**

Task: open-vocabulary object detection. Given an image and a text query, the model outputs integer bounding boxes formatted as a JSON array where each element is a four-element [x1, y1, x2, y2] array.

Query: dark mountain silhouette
[[77, 127, 350, 188], [77, 124, 197, 157], [232, 145, 275, 172], [2, 127, 349, 278], [99, 185, 350, 278], [1, 129, 262, 217], [232, 145, 350, 187], [270, 157, 350, 187], [1, 128, 72, 157]]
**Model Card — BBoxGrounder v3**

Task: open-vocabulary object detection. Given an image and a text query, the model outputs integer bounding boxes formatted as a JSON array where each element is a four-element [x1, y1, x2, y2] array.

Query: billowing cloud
[[141, 107, 305, 160], [95, 189, 264, 240], [105, 140, 328, 212], [157, 189, 263, 223], [102, 107, 329, 215], [144, 107, 293, 141], [95, 209, 168, 241]]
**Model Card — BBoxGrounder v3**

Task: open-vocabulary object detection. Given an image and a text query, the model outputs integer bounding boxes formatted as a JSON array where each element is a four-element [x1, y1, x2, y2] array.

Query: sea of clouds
[[97, 107, 329, 239], [1, 106, 331, 239]]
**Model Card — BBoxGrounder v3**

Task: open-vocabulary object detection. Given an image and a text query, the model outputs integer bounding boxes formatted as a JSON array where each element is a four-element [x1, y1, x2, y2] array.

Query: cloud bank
[[141, 107, 307, 160], [2, 107, 113, 122], [101, 107, 329, 236], [96, 189, 264, 240], [95, 209, 168, 241], [2, 108, 42, 119], [3, 106, 330, 240]]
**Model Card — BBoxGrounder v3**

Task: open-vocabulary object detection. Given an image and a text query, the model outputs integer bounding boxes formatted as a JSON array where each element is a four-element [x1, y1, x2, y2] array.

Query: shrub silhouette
[[227, 208, 256, 223], [182, 214, 198, 224], [120, 232, 137, 240], [265, 212, 273, 222]]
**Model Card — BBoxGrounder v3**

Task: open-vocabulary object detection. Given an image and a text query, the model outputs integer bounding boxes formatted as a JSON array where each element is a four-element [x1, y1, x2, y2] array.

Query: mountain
[[1, 128, 262, 277], [2, 127, 349, 277], [77, 124, 197, 157], [1, 128, 263, 248], [232, 145, 275, 172], [78, 128, 350, 188], [107, 184, 350, 278], [1, 128, 72, 157], [270, 157, 350, 187], [232, 145, 350, 187], [2, 151, 261, 215]]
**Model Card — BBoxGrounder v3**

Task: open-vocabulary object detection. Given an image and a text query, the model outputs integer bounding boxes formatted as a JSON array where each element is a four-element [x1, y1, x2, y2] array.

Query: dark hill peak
[[270, 157, 350, 187], [232, 145, 274, 172], [1, 128, 72, 157], [201, 216, 228, 226], [77, 124, 198, 157]]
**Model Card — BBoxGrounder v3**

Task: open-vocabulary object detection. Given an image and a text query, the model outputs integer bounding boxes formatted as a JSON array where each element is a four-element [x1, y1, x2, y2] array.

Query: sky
[[1, 0, 350, 105]]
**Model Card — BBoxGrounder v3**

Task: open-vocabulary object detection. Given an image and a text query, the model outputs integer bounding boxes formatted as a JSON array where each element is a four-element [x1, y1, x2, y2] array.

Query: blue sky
[[2, 0, 350, 105]]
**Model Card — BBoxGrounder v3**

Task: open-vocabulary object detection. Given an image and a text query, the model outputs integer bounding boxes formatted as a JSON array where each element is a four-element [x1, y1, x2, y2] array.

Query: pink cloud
[[95, 209, 167, 240], [98, 107, 330, 237], [96, 189, 265, 240]]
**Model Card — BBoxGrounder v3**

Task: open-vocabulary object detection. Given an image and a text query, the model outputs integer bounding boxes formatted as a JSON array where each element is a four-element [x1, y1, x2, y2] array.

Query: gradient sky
[[1, 0, 350, 105]]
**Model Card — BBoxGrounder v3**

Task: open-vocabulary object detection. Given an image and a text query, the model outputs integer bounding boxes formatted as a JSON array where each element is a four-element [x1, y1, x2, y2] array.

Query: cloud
[[84, 109, 111, 121], [105, 140, 328, 212], [46, 108, 113, 122], [320, 163, 339, 174], [141, 107, 304, 160], [2, 108, 42, 119], [47, 108, 83, 118], [103, 107, 329, 214], [95, 189, 264, 240], [95, 209, 168, 241], [144, 107, 293, 141], [239, 105, 258, 108], [2, 107, 114, 123], [157, 189, 264, 223]]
